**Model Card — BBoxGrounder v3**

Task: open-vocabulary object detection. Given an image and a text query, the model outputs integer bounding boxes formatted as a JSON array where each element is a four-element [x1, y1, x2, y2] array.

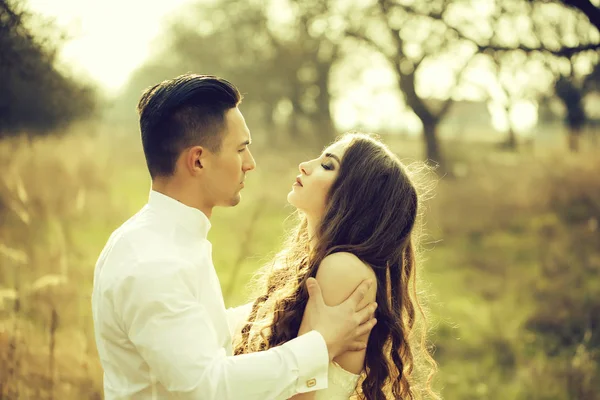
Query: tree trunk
[[314, 62, 336, 148], [568, 127, 582, 152], [506, 128, 518, 149], [501, 124, 518, 150], [501, 105, 518, 150], [288, 92, 302, 142], [397, 70, 447, 174], [555, 76, 586, 153], [261, 104, 278, 147], [422, 119, 445, 171]]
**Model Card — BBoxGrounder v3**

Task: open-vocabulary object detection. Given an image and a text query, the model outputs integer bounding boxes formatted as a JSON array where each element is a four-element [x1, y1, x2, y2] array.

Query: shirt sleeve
[[112, 260, 329, 400], [225, 302, 253, 340]]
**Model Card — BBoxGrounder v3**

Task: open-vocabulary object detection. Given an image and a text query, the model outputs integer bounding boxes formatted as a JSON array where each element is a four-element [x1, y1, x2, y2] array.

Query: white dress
[[315, 361, 361, 399]]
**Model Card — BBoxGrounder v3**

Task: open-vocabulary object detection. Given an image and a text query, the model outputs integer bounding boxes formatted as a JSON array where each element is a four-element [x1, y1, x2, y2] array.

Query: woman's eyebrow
[[324, 152, 341, 164]]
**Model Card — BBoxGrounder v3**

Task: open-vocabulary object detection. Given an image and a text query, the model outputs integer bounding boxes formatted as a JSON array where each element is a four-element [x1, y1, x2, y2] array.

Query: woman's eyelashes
[[321, 162, 334, 170]]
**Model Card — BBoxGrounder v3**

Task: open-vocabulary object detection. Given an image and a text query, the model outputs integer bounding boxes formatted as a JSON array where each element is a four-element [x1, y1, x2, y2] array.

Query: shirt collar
[[147, 190, 211, 239]]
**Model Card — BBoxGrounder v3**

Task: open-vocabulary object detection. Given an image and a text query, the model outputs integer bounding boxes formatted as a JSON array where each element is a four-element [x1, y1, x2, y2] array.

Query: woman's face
[[287, 139, 349, 218]]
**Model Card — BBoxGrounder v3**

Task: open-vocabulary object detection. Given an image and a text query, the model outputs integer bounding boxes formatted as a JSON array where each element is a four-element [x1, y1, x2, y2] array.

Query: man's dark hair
[[137, 74, 242, 179]]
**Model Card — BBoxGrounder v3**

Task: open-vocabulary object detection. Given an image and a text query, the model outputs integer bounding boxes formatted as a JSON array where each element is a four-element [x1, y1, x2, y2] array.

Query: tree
[[0, 0, 95, 137], [488, 53, 535, 150], [115, 0, 344, 148], [462, 0, 598, 150], [555, 75, 586, 151], [466, 0, 599, 151], [552, 58, 600, 152], [345, 0, 599, 167], [346, 0, 482, 171]]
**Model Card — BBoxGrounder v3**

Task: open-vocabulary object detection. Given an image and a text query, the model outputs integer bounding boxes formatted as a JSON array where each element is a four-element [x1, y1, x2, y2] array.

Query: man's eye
[[238, 148, 246, 153]]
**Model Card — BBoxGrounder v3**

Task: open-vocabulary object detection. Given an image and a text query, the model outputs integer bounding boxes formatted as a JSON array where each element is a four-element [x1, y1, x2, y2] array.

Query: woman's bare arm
[[290, 252, 377, 400]]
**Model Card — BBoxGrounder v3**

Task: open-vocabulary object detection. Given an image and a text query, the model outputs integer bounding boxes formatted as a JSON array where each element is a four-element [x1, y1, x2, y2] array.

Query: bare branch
[[387, 0, 445, 20], [387, 0, 600, 57], [377, 0, 409, 66], [476, 42, 600, 57], [345, 30, 395, 63]]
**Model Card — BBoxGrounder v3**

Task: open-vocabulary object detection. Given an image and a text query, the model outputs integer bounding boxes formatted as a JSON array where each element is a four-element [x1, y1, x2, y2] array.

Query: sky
[[23, 0, 544, 133], [25, 0, 192, 93]]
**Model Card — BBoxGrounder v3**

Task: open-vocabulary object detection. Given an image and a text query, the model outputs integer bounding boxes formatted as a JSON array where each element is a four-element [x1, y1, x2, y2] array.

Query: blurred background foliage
[[0, 0, 96, 137], [0, 0, 599, 398]]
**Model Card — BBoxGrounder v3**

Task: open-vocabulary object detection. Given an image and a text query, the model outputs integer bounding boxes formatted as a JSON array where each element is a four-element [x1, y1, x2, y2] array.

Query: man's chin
[[229, 193, 242, 207], [214, 194, 242, 208]]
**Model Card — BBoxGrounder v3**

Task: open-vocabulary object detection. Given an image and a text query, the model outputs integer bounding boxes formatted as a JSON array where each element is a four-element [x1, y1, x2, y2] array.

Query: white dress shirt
[[91, 190, 329, 399]]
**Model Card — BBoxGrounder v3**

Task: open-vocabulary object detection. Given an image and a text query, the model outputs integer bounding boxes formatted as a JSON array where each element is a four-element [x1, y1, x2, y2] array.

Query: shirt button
[[306, 378, 317, 388]]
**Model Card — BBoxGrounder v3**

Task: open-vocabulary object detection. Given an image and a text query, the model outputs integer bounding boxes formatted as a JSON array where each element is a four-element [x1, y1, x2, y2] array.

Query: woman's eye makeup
[[321, 162, 333, 170]]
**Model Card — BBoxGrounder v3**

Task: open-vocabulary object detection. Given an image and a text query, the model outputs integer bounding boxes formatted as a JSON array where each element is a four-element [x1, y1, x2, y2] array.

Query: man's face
[[204, 107, 256, 208]]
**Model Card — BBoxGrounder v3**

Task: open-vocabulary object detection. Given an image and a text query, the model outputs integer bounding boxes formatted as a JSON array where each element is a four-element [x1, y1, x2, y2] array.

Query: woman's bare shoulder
[[315, 252, 377, 306]]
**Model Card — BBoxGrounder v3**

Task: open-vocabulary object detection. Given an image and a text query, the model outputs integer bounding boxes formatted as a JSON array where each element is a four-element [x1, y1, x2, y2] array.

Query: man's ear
[[185, 145, 205, 175]]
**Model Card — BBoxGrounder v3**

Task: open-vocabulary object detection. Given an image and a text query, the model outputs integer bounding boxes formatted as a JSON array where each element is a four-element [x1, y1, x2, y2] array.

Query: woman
[[234, 132, 438, 399]]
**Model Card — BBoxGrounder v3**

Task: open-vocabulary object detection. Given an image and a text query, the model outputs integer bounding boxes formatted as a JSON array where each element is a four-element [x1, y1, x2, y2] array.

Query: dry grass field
[[0, 123, 598, 399]]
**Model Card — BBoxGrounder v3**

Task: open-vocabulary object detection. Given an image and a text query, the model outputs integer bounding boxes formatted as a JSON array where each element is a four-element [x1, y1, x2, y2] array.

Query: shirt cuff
[[284, 330, 329, 393]]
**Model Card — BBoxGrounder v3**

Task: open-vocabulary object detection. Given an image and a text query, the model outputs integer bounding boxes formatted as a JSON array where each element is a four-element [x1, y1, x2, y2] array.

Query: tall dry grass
[[0, 126, 142, 399], [0, 126, 598, 399]]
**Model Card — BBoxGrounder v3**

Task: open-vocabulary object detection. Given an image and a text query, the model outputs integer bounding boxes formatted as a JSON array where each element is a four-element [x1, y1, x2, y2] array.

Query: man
[[91, 74, 377, 399]]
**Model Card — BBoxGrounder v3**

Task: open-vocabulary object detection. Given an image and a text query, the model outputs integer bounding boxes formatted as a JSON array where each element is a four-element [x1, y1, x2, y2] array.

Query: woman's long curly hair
[[234, 132, 439, 399]]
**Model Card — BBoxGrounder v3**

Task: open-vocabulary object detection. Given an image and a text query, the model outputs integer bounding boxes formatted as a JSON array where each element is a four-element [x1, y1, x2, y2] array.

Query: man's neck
[[151, 180, 213, 219]]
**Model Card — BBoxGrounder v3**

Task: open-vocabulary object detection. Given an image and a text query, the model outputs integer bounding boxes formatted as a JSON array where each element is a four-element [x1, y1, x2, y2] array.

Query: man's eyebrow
[[324, 153, 341, 164], [239, 139, 251, 146]]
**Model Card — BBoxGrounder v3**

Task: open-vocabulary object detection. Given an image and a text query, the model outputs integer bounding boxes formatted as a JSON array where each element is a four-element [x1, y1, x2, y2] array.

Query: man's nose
[[244, 150, 256, 171]]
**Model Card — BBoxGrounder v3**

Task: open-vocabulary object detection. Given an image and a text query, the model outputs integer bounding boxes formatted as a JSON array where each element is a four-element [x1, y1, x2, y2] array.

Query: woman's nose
[[299, 161, 308, 175]]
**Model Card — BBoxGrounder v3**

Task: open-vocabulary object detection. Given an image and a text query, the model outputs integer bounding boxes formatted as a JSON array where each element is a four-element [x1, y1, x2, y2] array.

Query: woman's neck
[[306, 214, 320, 252]]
